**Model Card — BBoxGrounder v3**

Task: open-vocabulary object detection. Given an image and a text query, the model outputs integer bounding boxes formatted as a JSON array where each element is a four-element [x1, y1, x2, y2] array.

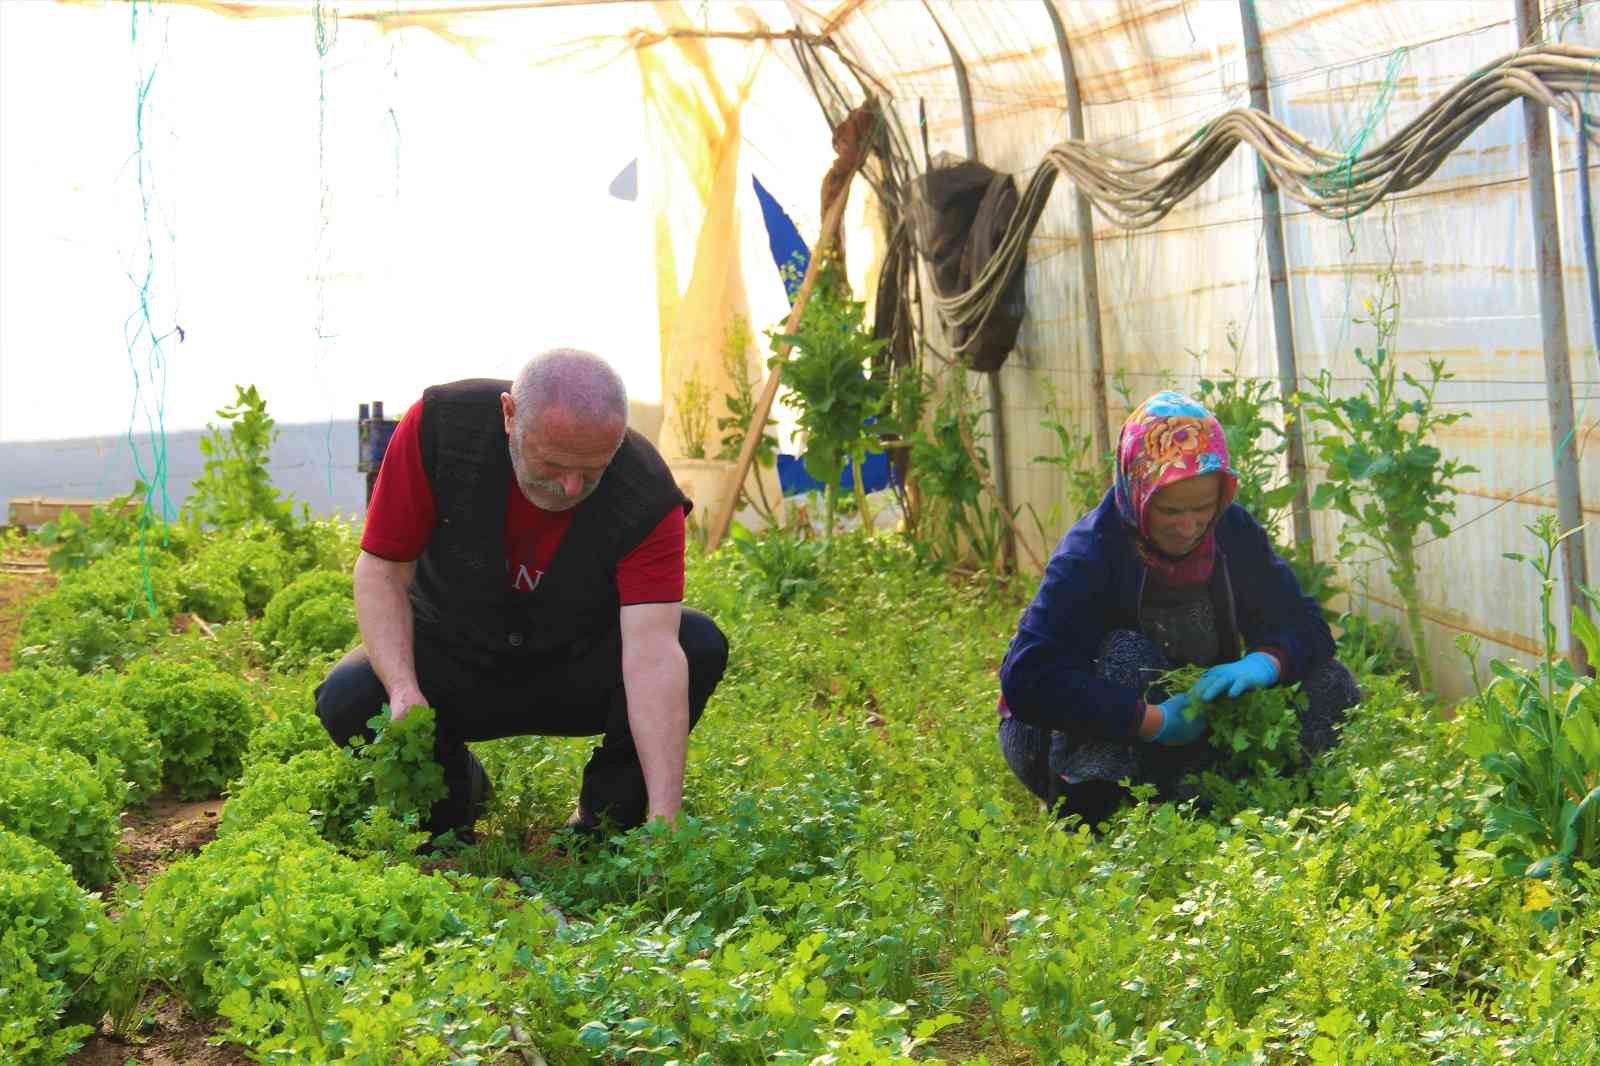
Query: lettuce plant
[[15, 544, 180, 672], [258, 570, 355, 662], [0, 665, 162, 805], [117, 660, 261, 800], [0, 830, 112, 1062], [0, 738, 121, 886]]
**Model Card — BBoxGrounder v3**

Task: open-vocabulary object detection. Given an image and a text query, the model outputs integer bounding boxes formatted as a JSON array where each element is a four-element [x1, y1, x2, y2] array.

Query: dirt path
[[66, 795, 248, 1066]]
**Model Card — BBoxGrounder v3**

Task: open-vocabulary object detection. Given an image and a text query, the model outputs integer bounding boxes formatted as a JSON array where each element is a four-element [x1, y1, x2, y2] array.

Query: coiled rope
[[937, 43, 1600, 359]]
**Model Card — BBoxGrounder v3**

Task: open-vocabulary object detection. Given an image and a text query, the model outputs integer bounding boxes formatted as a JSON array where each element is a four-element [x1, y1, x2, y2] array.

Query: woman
[[997, 390, 1359, 826]]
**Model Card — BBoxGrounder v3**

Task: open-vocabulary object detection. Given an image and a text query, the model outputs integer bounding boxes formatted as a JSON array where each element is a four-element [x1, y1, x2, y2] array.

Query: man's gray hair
[[510, 348, 629, 436]]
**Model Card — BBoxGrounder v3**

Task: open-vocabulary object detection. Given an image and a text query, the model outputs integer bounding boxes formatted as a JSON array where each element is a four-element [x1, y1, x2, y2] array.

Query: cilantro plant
[[1298, 278, 1474, 691], [1158, 663, 1306, 817], [772, 261, 889, 538], [224, 706, 447, 852], [1460, 515, 1600, 878]]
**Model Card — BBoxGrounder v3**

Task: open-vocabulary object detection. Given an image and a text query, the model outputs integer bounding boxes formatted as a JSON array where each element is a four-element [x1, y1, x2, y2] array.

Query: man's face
[[502, 396, 625, 512], [1145, 472, 1220, 557]]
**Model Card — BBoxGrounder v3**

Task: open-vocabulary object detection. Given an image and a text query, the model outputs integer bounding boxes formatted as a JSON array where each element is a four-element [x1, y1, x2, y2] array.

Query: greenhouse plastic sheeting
[[2, 0, 1597, 698]]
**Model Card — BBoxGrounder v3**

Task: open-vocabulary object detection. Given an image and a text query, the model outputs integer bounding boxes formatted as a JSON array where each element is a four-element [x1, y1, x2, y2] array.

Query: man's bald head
[[500, 349, 629, 511], [509, 348, 629, 438]]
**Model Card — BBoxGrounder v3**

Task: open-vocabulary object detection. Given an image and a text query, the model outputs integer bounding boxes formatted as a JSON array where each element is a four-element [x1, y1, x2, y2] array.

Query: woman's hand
[[1191, 652, 1280, 702], [1144, 693, 1207, 745]]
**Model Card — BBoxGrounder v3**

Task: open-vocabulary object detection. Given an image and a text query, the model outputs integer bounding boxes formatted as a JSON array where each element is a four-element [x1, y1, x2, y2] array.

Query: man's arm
[[619, 600, 689, 824], [353, 550, 427, 720]]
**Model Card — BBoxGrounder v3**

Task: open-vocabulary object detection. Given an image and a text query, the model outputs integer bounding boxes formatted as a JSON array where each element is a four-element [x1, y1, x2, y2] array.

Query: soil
[[67, 996, 254, 1066], [65, 797, 246, 1065], [114, 796, 226, 890]]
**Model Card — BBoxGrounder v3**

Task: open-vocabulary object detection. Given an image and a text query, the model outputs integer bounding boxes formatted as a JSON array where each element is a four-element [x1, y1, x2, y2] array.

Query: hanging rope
[[935, 43, 1600, 359], [125, 0, 179, 615]]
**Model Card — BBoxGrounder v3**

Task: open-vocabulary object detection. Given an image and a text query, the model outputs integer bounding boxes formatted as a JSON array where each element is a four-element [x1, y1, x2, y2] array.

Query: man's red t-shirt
[[361, 401, 686, 605]]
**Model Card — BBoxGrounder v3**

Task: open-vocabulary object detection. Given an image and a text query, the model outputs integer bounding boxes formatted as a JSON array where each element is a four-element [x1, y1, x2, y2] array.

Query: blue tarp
[[776, 451, 894, 498], [756, 176, 894, 498]]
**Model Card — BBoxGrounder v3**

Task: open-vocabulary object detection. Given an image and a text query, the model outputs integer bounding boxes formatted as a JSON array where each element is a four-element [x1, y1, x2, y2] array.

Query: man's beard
[[509, 445, 598, 511]]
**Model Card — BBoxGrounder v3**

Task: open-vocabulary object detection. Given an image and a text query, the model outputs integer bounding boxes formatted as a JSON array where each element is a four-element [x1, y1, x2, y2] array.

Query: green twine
[[126, 0, 176, 618]]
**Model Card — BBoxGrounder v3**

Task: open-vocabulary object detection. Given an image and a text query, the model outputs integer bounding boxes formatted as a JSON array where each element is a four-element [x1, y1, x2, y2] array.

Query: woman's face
[[1146, 472, 1220, 556]]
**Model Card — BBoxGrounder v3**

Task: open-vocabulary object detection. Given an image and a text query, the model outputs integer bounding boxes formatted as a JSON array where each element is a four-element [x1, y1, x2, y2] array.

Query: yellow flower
[[1522, 882, 1555, 913]]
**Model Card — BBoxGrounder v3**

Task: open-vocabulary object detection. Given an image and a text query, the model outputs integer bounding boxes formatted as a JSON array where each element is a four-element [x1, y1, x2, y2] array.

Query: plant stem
[[852, 458, 874, 537], [1389, 532, 1434, 693]]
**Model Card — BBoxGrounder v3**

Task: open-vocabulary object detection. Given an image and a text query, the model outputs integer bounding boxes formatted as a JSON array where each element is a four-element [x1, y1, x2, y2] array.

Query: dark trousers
[[315, 608, 729, 834]]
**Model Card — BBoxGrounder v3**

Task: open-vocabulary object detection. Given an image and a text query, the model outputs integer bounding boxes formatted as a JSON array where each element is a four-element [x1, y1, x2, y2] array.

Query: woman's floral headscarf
[[1112, 390, 1238, 585]]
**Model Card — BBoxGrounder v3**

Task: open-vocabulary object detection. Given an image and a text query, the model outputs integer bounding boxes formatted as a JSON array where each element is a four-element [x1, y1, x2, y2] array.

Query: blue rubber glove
[[1149, 693, 1207, 746], [1191, 652, 1280, 702]]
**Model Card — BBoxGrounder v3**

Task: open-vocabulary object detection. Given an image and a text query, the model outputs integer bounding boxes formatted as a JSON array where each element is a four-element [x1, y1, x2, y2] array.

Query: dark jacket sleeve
[[1221, 507, 1336, 684], [999, 525, 1143, 741]]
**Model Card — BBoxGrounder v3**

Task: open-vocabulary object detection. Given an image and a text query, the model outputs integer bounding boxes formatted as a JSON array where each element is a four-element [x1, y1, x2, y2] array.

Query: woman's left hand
[[1191, 651, 1280, 701]]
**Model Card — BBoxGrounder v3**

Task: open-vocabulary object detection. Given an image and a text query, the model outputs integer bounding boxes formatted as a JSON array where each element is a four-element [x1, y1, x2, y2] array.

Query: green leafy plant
[[716, 314, 781, 526], [1158, 664, 1306, 817], [0, 830, 112, 1062], [185, 384, 295, 534], [141, 813, 494, 1018], [36, 489, 140, 574], [1032, 376, 1109, 522], [1460, 515, 1600, 879], [14, 544, 181, 672], [177, 528, 291, 622], [117, 660, 261, 800], [0, 738, 122, 886], [1298, 277, 1474, 691], [0, 665, 162, 805], [772, 260, 888, 538], [909, 376, 1007, 572], [258, 570, 356, 662], [1195, 371, 1298, 534], [725, 523, 831, 608], [1195, 365, 1341, 617], [224, 706, 447, 852]]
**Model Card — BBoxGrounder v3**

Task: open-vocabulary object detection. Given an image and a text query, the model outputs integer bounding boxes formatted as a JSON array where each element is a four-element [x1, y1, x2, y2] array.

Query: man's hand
[[1191, 652, 1280, 702], [387, 686, 428, 723]]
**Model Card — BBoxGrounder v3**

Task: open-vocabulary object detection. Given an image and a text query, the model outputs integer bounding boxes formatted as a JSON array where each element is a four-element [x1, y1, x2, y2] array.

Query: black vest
[[409, 378, 689, 660]]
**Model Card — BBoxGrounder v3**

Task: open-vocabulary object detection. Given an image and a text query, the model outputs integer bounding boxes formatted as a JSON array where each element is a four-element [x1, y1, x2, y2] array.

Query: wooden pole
[[705, 186, 858, 553]]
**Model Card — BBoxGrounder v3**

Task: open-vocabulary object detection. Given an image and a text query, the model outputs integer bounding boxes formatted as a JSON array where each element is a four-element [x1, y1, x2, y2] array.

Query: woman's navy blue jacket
[[998, 491, 1335, 741]]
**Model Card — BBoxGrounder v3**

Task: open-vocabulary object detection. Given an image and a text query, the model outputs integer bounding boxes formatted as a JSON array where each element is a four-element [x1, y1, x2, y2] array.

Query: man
[[315, 348, 729, 843]]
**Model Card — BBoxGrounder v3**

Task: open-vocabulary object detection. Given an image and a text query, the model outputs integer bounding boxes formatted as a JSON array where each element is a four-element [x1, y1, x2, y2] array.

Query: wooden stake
[[705, 185, 859, 553]]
